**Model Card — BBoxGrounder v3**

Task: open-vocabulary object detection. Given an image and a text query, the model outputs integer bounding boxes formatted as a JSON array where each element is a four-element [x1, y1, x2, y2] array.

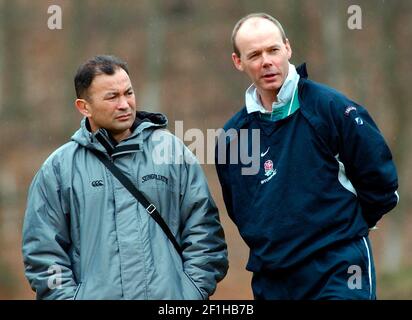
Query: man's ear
[[285, 38, 292, 60], [232, 52, 244, 71], [75, 99, 90, 117]]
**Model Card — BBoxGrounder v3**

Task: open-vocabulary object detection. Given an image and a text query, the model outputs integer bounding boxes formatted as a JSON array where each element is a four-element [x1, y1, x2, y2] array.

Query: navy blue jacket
[[215, 64, 398, 273]]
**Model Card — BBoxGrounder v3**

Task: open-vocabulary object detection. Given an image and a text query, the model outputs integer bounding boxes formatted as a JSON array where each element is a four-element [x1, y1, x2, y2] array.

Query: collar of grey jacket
[[86, 111, 168, 157], [94, 129, 141, 157], [86, 118, 139, 157]]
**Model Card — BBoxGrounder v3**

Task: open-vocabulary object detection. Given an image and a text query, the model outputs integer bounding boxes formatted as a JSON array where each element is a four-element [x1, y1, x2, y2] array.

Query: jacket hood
[[71, 110, 168, 149], [135, 110, 168, 127], [296, 63, 308, 79]]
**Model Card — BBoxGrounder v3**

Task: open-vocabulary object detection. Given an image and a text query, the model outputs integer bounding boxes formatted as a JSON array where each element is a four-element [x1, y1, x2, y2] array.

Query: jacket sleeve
[[22, 162, 78, 299], [179, 146, 228, 299], [330, 97, 399, 228]]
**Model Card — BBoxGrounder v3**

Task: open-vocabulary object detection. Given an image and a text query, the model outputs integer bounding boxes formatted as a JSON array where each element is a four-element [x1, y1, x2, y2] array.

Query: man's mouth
[[262, 73, 278, 79], [116, 113, 132, 120]]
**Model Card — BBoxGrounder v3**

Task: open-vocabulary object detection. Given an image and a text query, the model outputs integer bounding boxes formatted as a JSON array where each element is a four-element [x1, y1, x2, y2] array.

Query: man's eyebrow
[[103, 91, 118, 98], [103, 86, 133, 97], [246, 50, 261, 58], [246, 44, 282, 58]]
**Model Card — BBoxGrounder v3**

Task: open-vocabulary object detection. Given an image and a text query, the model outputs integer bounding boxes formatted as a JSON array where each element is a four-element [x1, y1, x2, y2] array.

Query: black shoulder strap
[[89, 148, 183, 258]]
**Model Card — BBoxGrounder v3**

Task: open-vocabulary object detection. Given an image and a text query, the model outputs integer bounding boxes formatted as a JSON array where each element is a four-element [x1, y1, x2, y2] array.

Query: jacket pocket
[[73, 282, 83, 300], [350, 238, 374, 299], [181, 271, 204, 300]]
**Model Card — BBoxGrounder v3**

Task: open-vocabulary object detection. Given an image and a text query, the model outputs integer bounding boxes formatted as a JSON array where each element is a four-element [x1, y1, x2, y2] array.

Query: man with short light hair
[[216, 13, 399, 300]]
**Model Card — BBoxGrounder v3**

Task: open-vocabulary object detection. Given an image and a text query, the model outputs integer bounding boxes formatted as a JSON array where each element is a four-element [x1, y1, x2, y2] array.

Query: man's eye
[[127, 91, 133, 96]]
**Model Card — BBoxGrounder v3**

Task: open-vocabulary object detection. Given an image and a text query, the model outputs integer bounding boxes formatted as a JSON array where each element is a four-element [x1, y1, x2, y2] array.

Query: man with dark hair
[[215, 14, 399, 299], [22, 55, 228, 300], [74, 55, 129, 99]]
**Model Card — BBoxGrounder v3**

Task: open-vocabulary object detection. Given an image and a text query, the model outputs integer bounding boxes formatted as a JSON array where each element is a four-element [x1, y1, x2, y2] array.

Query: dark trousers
[[252, 237, 376, 300]]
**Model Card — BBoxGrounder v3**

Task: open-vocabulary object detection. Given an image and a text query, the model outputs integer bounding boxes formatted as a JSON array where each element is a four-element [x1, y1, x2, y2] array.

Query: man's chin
[[110, 122, 133, 134], [258, 83, 282, 94], [115, 118, 135, 128]]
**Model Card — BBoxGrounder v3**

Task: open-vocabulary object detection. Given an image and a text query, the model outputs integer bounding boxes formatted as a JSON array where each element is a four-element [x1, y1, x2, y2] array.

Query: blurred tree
[[379, 1, 409, 273], [0, 0, 4, 278], [0, 259, 17, 298], [0, 0, 3, 115], [164, 0, 192, 16], [0, 171, 18, 242], [61, 0, 89, 137], [1, 1, 26, 121], [321, 0, 344, 90], [286, 0, 304, 61], [140, 0, 166, 112]]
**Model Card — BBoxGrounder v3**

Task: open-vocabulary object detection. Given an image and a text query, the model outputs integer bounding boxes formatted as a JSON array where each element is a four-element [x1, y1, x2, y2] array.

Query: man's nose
[[262, 52, 272, 67], [117, 96, 129, 109]]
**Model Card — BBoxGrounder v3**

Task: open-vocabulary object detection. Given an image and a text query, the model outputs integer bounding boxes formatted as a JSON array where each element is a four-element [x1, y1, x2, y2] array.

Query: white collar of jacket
[[245, 63, 300, 114]]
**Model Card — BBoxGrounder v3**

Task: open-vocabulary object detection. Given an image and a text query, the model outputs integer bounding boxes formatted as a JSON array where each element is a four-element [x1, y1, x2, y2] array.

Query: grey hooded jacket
[[22, 111, 228, 300]]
